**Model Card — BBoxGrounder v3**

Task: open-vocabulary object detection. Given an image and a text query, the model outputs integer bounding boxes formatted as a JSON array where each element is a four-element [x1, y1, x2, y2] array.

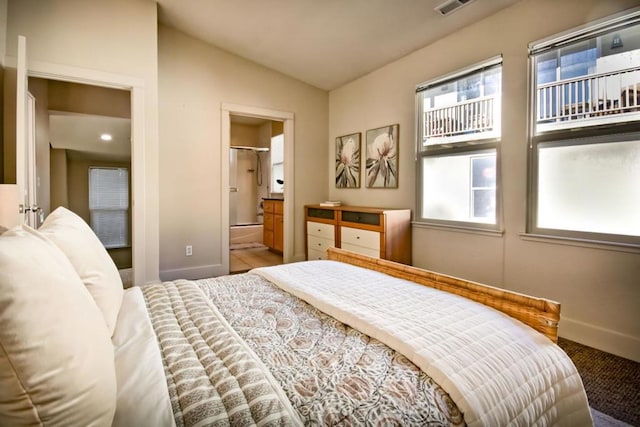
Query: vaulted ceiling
[[156, 0, 520, 90]]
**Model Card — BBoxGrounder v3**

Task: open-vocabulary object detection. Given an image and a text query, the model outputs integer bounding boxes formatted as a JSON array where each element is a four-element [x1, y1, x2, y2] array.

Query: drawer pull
[[356, 236, 360, 239], [317, 243, 321, 246], [317, 229, 321, 232]]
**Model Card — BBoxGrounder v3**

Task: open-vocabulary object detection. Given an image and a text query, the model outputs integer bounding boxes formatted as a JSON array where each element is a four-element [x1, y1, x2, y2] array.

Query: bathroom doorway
[[228, 115, 283, 273]]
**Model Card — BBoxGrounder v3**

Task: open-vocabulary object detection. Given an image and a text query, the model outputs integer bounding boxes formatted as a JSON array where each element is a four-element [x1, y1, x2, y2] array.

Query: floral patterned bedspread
[[141, 281, 300, 427], [197, 273, 464, 426]]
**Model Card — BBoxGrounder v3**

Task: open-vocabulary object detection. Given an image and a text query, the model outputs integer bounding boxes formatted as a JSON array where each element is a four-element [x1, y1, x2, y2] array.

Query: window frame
[[527, 9, 640, 247], [415, 56, 503, 232], [88, 166, 130, 249], [270, 133, 284, 194]]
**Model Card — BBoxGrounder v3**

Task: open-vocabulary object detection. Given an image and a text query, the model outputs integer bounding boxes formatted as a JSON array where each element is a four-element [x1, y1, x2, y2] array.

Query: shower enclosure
[[229, 146, 269, 246]]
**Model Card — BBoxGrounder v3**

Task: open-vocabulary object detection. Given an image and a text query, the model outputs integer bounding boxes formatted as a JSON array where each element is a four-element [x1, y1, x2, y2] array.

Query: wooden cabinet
[[304, 205, 411, 264], [273, 201, 284, 252], [263, 199, 283, 253]]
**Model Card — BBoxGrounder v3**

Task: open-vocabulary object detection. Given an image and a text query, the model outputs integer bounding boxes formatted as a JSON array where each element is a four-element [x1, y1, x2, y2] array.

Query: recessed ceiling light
[[100, 133, 113, 141]]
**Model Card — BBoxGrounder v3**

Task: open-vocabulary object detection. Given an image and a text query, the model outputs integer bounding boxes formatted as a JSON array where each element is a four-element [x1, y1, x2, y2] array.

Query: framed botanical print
[[366, 124, 398, 188], [335, 132, 361, 188]]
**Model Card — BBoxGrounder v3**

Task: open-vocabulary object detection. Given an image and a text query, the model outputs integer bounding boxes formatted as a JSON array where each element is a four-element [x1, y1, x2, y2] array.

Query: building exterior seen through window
[[534, 23, 640, 132], [529, 13, 640, 245], [416, 58, 502, 228]]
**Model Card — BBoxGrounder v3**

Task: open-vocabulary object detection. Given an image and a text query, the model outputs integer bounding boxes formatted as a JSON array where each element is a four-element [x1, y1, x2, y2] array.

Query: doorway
[[221, 104, 294, 275], [29, 77, 134, 284], [12, 42, 148, 284], [228, 116, 283, 273]]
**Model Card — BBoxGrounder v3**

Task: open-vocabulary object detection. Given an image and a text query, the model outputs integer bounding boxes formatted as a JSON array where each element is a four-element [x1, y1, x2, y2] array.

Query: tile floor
[[229, 246, 283, 273]]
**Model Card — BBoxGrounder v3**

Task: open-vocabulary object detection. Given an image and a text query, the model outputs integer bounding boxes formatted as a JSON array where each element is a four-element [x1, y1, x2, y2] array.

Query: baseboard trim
[[560, 316, 640, 363], [291, 252, 307, 263], [159, 264, 226, 282]]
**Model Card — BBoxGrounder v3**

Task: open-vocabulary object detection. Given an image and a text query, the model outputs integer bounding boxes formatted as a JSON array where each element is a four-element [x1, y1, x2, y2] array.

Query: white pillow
[[39, 207, 124, 336], [0, 225, 117, 425]]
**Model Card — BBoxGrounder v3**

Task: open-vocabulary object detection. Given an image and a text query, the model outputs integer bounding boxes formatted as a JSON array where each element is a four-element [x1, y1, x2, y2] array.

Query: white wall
[[158, 25, 328, 280], [5, 0, 159, 284], [328, 0, 640, 361]]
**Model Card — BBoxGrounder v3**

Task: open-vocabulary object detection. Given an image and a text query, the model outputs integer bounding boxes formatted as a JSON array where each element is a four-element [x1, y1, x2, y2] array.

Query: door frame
[[221, 103, 294, 273], [9, 53, 148, 285]]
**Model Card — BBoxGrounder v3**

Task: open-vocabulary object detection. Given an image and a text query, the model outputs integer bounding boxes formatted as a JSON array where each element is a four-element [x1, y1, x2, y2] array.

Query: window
[[529, 11, 640, 246], [471, 155, 497, 221], [89, 167, 129, 248], [416, 56, 502, 228], [270, 133, 284, 193]]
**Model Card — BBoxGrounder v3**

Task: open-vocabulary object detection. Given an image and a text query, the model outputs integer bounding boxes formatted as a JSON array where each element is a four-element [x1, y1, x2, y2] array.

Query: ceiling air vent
[[435, 0, 474, 16]]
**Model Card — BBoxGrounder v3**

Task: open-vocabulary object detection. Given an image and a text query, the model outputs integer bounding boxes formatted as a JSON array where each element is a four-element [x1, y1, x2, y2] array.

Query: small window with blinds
[[89, 167, 129, 249]]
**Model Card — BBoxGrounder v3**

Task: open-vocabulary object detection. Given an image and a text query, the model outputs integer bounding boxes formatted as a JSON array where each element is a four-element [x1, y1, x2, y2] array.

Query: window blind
[[89, 167, 129, 248]]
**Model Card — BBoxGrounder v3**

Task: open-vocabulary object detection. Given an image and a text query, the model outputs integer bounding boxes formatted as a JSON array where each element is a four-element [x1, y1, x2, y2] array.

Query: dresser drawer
[[341, 242, 380, 259], [307, 247, 328, 260], [307, 207, 335, 220], [341, 210, 380, 226], [307, 221, 335, 240], [307, 234, 335, 253], [340, 227, 380, 251]]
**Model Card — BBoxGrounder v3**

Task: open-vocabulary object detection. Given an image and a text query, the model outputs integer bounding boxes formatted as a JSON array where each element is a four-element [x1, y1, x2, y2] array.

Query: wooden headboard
[[326, 247, 560, 343]]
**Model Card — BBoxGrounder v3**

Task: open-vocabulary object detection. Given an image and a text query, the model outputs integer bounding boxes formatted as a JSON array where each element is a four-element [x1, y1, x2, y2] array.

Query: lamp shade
[[0, 184, 21, 228]]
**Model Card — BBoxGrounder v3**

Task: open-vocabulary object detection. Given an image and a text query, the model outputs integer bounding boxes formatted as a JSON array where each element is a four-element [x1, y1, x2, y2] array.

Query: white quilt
[[254, 260, 592, 427]]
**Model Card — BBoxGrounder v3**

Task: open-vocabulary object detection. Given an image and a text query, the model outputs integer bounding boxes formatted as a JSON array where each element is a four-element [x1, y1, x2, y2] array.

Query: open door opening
[[221, 104, 294, 275], [228, 116, 283, 274], [8, 35, 144, 286]]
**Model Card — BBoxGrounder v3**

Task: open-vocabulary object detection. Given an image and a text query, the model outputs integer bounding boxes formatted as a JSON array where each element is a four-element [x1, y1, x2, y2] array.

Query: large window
[[416, 57, 502, 228], [89, 167, 129, 248], [529, 11, 640, 246]]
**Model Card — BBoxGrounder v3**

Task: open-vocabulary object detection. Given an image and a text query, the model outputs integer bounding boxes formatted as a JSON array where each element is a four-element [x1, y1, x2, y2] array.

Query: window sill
[[106, 245, 132, 250], [412, 221, 504, 237], [519, 233, 640, 254]]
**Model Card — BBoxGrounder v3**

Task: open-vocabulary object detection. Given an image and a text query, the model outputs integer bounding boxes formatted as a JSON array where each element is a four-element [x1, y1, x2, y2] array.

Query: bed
[[0, 207, 592, 426]]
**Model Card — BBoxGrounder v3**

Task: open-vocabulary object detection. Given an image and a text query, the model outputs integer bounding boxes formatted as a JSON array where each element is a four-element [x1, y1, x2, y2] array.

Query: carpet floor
[[558, 338, 639, 426]]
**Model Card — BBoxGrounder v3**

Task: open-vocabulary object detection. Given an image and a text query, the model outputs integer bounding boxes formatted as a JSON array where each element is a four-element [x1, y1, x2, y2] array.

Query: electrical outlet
[[185, 245, 193, 256]]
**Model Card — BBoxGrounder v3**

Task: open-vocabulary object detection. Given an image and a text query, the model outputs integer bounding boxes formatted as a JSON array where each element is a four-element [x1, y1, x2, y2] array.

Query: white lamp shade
[[0, 184, 21, 228]]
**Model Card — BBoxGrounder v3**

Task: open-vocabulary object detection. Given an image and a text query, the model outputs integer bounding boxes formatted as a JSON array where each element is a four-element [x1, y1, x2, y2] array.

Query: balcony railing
[[536, 66, 640, 132], [424, 95, 499, 144]]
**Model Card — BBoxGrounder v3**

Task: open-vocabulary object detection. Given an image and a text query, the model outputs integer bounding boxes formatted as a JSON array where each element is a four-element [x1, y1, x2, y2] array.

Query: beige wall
[[5, 0, 159, 283], [328, 0, 640, 361], [231, 122, 260, 148], [48, 80, 130, 118], [0, 0, 5, 182], [49, 148, 67, 208], [158, 25, 328, 279], [3, 66, 14, 183], [0, 66, 4, 181]]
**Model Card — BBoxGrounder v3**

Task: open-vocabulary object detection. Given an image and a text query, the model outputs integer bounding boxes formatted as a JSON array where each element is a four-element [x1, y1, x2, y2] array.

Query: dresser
[[304, 205, 411, 264], [263, 199, 283, 253]]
